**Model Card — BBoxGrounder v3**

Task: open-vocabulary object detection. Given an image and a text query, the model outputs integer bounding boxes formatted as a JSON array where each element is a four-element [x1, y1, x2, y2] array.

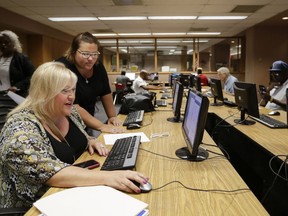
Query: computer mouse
[[268, 110, 280, 116], [132, 181, 152, 193], [127, 123, 141, 130], [161, 96, 168, 99]]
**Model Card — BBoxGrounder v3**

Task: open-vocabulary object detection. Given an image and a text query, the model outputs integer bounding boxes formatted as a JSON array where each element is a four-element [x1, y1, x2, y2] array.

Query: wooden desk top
[[207, 92, 288, 157], [25, 108, 268, 215]]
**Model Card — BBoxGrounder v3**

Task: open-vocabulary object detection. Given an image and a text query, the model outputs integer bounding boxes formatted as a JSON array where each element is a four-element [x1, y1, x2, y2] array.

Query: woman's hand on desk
[[107, 116, 122, 126], [103, 170, 149, 194], [87, 138, 109, 156], [99, 124, 125, 134]]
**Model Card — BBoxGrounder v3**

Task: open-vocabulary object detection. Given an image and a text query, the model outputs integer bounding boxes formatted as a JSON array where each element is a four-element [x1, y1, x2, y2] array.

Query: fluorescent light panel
[[98, 16, 147, 20], [198, 16, 247, 20], [148, 16, 196, 20], [187, 32, 221, 35], [48, 17, 98, 21]]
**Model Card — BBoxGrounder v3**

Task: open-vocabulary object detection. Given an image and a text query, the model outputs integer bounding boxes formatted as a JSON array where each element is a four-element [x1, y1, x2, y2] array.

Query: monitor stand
[[210, 97, 223, 106], [175, 146, 209, 162], [167, 116, 183, 123], [234, 110, 255, 125]]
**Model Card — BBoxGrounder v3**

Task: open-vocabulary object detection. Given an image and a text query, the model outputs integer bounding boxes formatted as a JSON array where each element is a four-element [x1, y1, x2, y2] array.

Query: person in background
[[56, 32, 121, 127], [0, 30, 35, 96], [116, 70, 131, 87], [217, 67, 238, 94], [0, 62, 149, 209], [197, 67, 209, 86], [259, 60, 288, 111], [132, 69, 165, 94]]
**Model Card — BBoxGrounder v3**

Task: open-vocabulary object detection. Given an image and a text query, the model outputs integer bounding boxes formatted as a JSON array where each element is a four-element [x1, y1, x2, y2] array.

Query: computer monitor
[[175, 89, 210, 161], [168, 73, 180, 88], [210, 78, 224, 106], [190, 75, 201, 92], [149, 72, 158, 81], [167, 81, 184, 123], [179, 74, 190, 88], [125, 72, 136, 81], [233, 81, 260, 125]]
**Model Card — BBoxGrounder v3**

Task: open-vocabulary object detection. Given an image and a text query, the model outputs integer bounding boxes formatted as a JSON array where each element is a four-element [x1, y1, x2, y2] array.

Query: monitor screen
[[125, 72, 136, 80], [190, 75, 201, 92], [175, 89, 210, 161], [233, 81, 260, 125], [210, 78, 224, 106], [167, 81, 184, 123]]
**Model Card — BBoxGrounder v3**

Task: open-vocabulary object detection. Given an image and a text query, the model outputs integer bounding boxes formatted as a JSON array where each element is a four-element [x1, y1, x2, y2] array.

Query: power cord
[[152, 180, 251, 193], [261, 154, 288, 203]]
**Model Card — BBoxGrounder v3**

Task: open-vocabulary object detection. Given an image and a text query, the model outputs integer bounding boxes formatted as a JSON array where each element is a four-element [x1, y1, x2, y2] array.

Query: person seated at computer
[[197, 67, 209, 86], [116, 71, 131, 86], [259, 60, 288, 111], [132, 69, 165, 94], [217, 67, 238, 94], [0, 62, 149, 209]]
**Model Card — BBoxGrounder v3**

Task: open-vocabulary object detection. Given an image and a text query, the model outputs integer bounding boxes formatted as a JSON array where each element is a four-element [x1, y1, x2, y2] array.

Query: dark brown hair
[[65, 32, 99, 63]]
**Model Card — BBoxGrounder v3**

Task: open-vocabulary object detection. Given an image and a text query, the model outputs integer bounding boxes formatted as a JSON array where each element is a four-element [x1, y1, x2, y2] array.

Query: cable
[[139, 148, 183, 161], [152, 180, 251, 193], [202, 142, 231, 161], [261, 155, 288, 203]]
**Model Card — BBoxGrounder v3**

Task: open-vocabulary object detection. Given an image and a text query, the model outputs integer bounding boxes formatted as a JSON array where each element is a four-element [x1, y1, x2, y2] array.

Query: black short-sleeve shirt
[[56, 57, 111, 115]]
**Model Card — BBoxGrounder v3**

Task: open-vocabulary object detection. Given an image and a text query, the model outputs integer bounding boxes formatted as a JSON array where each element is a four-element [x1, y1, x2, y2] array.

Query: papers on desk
[[34, 185, 149, 216], [104, 132, 150, 145]]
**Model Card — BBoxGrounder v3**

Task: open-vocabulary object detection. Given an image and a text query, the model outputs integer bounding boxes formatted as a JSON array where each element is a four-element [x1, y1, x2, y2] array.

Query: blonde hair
[[0, 30, 22, 53], [9, 62, 77, 121]]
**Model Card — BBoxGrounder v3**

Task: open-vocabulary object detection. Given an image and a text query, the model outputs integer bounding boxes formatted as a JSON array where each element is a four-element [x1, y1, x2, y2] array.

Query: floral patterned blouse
[[0, 106, 88, 208]]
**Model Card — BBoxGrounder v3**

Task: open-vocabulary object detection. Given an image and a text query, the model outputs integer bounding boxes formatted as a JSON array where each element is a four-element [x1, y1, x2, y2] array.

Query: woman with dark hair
[[56, 32, 122, 127], [0, 30, 35, 96]]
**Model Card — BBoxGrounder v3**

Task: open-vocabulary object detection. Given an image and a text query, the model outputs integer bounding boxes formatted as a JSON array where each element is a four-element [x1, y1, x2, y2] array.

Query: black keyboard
[[123, 110, 144, 126], [250, 114, 287, 128], [101, 136, 141, 170]]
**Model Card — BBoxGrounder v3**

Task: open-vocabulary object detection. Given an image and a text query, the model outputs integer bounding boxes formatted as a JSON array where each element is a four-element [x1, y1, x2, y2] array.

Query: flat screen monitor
[[168, 73, 180, 88], [190, 75, 202, 92], [233, 81, 260, 125], [175, 89, 210, 161], [210, 78, 224, 106], [179, 74, 190, 88], [167, 81, 184, 123], [125, 72, 136, 81]]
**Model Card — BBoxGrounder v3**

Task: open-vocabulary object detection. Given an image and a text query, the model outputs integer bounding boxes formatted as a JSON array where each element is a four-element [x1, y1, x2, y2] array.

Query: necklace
[[85, 78, 89, 84]]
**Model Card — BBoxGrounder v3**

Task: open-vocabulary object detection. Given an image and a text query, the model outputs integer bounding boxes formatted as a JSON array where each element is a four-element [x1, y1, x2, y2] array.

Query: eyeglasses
[[77, 50, 100, 59], [61, 87, 76, 95]]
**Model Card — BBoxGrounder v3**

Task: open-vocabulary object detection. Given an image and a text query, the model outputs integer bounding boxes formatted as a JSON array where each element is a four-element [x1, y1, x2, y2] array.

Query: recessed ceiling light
[[48, 17, 98, 21], [153, 33, 186, 36], [282, 17, 288, 20], [118, 33, 152, 36], [187, 32, 221, 35], [148, 16, 196, 20], [93, 33, 117, 37], [198, 16, 247, 20], [98, 16, 147, 20]]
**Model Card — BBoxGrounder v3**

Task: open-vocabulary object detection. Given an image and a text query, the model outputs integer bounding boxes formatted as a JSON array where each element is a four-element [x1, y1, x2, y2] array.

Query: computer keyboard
[[101, 136, 141, 170], [250, 114, 287, 128], [156, 100, 167, 107], [123, 110, 144, 126], [161, 93, 172, 98]]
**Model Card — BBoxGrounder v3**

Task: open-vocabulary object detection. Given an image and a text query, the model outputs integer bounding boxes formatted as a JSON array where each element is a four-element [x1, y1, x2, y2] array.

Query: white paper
[[7, 91, 25, 104], [33, 186, 148, 216], [103, 132, 150, 145]]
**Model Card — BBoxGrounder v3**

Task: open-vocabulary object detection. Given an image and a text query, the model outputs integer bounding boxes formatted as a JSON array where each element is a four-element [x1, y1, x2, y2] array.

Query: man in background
[[260, 60, 288, 111], [217, 67, 238, 94]]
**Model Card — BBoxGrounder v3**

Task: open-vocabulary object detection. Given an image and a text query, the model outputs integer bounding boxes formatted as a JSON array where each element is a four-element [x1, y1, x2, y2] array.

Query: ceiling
[[0, 0, 287, 37]]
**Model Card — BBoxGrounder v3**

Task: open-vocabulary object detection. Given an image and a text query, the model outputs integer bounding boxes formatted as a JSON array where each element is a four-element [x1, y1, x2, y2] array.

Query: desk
[[205, 93, 288, 215], [25, 101, 268, 215]]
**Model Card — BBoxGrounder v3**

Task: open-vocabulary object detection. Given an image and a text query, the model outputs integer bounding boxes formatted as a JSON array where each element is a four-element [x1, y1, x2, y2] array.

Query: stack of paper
[[34, 186, 149, 216]]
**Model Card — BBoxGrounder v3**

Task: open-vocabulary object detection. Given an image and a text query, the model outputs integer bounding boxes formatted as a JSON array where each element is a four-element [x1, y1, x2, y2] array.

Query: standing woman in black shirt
[[0, 30, 35, 97], [57, 32, 122, 127]]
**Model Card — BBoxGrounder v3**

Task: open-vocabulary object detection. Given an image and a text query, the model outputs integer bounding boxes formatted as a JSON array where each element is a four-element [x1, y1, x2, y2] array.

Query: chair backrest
[[115, 83, 126, 91]]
